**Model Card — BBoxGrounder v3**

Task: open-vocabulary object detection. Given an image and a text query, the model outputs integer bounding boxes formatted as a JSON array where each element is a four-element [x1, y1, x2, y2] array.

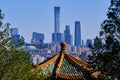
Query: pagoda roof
[[32, 42, 101, 79]]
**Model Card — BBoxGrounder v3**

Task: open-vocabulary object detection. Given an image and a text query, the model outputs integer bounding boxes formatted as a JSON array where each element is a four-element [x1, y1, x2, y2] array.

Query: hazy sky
[[0, 0, 110, 43]]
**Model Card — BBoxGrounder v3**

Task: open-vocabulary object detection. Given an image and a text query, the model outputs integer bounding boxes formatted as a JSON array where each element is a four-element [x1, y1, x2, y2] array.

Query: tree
[[89, 0, 120, 79], [0, 9, 35, 80], [94, 36, 103, 50], [100, 0, 120, 50], [99, 0, 120, 79]]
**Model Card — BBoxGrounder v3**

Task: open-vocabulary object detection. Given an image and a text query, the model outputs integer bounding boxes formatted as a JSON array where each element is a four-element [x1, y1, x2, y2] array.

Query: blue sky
[[0, 0, 110, 43]]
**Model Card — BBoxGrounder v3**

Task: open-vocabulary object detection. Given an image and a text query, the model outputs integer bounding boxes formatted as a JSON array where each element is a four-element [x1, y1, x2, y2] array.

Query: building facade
[[64, 25, 72, 45], [31, 32, 44, 44], [54, 6, 60, 33], [52, 33, 63, 44], [11, 28, 20, 46], [11, 28, 18, 35], [74, 21, 81, 47], [52, 6, 63, 44]]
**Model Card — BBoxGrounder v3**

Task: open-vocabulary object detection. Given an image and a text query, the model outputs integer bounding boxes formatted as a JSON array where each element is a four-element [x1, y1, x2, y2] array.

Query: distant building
[[74, 21, 81, 47], [70, 35, 73, 45], [12, 35, 20, 41], [64, 25, 72, 45], [52, 33, 63, 44], [81, 40, 84, 47], [52, 6, 63, 44], [54, 6, 60, 33], [37, 43, 51, 49], [11, 28, 18, 35], [11, 28, 20, 46], [22, 44, 55, 62], [31, 32, 44, 45]]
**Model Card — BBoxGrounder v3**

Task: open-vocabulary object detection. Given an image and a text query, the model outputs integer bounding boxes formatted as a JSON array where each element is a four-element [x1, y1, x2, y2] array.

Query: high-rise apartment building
[[74, 21, 81, 47], [64, 25, 72, 45]]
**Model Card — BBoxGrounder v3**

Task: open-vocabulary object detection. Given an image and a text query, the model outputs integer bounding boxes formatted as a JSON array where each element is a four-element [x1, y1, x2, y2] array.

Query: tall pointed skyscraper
[[74, 21, 81, 47]]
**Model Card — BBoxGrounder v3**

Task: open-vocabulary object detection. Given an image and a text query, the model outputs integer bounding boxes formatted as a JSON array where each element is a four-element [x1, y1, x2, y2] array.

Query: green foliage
[[0, 8, 52, 80], [100, 0, 120, 50], [0, 51, 32, 80], [90, 0, 120, 79], [31, 69, 52, 80], [0, 9, 35, 80], [94, 36, 103, 50]]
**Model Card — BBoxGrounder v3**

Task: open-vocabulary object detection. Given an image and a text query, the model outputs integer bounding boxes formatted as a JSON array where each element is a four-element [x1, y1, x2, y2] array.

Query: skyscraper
[[54, 7, 60, 33], [52, 6, 63, 44], [74, 21, 81, 47], [64, 25, 72, 45]]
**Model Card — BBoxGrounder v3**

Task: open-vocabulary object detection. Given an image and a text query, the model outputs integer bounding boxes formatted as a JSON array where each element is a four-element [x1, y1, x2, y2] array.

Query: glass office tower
[[74, 21, 81, 47]]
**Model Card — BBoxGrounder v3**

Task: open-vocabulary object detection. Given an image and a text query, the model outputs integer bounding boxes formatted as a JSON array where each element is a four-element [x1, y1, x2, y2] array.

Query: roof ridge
[[67, 53, 88, 66], [55, 51, 65, 76], [36, 53, 59, 69]]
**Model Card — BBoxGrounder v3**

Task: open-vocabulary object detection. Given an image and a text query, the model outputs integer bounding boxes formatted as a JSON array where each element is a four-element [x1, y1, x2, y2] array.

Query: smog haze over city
[[0, 0, 110, 43]]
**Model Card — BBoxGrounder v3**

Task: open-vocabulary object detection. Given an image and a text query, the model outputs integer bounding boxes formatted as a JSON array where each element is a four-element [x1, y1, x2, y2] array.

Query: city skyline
[[0, 0, 110, 43]]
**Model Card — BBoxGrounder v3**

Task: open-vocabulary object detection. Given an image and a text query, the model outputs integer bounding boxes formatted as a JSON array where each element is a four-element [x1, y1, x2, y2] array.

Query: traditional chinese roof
[[32, 42, 100, 79]]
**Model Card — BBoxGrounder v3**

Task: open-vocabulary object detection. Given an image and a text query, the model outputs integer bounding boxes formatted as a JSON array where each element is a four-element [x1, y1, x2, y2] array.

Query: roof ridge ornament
[[60, 42, 67, 53]]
